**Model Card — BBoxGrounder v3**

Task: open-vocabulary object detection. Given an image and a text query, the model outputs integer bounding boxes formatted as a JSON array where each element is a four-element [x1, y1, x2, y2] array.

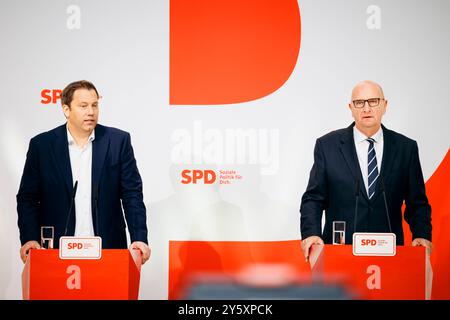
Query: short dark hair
[[61, 80, 99, 107]]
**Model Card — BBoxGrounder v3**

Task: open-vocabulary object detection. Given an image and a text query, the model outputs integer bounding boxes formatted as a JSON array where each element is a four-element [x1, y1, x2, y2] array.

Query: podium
[[168, 241, 433, 299], [308, 244, 433, 300], [22, 249, 142, 300], [168, 240, 312, 299]]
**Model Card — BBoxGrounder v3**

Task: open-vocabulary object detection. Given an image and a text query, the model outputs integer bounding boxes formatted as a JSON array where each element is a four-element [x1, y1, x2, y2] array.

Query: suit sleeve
[[300, 139, 328, 239], [16, 138, 41, 245], [120, 133, 148, 244], [403, 141, 432, 241]]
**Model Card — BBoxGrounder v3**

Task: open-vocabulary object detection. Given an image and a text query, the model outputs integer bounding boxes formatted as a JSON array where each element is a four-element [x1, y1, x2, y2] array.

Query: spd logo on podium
[[59, 237, 102, 260], [353, 233, 396, 256]]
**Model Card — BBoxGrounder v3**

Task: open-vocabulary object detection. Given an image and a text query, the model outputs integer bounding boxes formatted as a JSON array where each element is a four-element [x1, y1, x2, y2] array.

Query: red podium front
[[308, 244, 433, 300], [22, 249, 142, 300]]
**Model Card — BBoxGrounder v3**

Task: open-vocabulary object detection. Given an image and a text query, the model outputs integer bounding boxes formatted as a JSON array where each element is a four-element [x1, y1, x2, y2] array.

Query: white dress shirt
[[67, 126, 95, 237], [353, 126, 384, 197]]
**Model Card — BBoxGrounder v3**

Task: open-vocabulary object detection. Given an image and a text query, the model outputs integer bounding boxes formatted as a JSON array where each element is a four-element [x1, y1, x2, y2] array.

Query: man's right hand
[[301, 236, 324, 262], [20, 240, 41, 263]]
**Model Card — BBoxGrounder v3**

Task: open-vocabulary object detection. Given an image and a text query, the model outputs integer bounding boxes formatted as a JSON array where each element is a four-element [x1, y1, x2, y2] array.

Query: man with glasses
[[300, 80, 432, 261]]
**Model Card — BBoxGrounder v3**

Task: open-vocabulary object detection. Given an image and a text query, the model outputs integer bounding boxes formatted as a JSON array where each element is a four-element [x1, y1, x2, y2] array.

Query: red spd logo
[[67, 243, 83, 249], [41, 89, 62, 104], [361, 239, 377, 246], [181, 170, 216, 184]]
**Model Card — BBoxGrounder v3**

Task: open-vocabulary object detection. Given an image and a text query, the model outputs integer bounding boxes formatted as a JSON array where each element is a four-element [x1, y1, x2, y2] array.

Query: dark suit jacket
[[17, 124, 148, 249], [300, 123, 432, 245]]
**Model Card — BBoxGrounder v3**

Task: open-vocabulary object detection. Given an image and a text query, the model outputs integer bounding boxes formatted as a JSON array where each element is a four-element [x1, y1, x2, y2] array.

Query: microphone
[[353, 179, 360, 236], [64, 180, 78, 236], [93, 185, 99, 236], [379, 175, 392, 233]]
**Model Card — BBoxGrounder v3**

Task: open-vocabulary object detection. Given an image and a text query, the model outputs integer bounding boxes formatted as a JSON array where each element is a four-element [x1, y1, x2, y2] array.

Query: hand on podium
[[20, 240, 41, 263], [412, 238, 433, 255], [130, 241, 151, 265], [301, 236, 324, 262]]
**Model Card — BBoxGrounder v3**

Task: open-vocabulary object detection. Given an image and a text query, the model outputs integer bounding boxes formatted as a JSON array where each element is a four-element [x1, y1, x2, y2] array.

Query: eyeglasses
[[352, 98, 384, 109]]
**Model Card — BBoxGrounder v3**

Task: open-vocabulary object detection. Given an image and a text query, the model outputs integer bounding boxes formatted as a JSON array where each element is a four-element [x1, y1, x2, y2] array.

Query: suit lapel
[[51, 124, 73, 197], [339, 123, 368, 201], [92, 125, 110, 192]]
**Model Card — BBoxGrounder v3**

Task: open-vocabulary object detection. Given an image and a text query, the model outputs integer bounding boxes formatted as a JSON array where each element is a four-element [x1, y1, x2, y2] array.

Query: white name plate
[[59, 237, 102, 260], [352, 233, 396, 256]]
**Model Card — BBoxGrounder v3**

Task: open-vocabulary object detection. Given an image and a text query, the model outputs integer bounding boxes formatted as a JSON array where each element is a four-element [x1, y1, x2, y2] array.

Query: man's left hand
[[412, 238, 432, 255], [130, 241, 151, 265]]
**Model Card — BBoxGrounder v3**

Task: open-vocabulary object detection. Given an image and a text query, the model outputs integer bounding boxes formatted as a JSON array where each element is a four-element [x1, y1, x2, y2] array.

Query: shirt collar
[[67, 124, 95, 146], [353, 125, 383, 143]]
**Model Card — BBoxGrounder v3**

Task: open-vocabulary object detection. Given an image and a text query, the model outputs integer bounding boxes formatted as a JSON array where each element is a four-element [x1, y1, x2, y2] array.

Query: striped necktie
[[367, 138, 379, 199]]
